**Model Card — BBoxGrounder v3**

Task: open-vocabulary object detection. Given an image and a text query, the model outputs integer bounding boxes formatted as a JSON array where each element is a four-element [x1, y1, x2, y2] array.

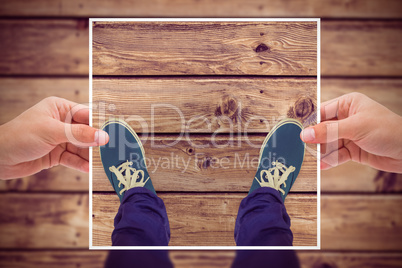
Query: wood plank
[[169, 251, 235, 268], [298, 252, 402, 268], [0, 166, 88, 192], [92, 77, 317, 133], [2, 77, 402, 193], [0, 20, 89, 75], [1, 77, 399, 126], [322, 161, 402, 193], [0, 193, 89, 249], [0, 250, 401, 267], [322, 195, 402, 251], [1, 193, 400, 250], [1, 0, 402, 18], [92, 135, 318, 193], [322, 78, 402, 116], [170, 251, 402, 268], [93, 193, 317, 247], [0, 78, 88, 124], [0, 251, 108, 268], [0, 20, 401, 76], [322, 21, 402, 76], [92, 21, 317, 76]]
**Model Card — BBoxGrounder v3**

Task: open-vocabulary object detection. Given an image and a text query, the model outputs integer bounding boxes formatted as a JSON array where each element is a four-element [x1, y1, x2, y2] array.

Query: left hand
[[0, 97, 109, 179]]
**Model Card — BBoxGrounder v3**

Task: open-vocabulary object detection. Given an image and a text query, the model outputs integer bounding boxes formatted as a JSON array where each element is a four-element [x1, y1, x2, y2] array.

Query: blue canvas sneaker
[[99, 118, 156, 202], [249, 119, 305, 202]]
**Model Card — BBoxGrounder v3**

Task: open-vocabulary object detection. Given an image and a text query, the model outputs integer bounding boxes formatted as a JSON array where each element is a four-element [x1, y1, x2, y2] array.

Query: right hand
[[300, 92, 402, 173]]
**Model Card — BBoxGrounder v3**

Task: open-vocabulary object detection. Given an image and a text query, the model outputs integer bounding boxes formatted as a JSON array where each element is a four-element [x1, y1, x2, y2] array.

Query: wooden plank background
[[0, 1, 401, 267], [92, 21, 317, 76], [91, 21, 318, 246]]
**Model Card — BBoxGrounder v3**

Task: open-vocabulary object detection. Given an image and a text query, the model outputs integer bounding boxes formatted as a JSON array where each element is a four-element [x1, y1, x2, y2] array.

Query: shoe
[[249, 118, 305, 201], [99, 118, 155, 202]]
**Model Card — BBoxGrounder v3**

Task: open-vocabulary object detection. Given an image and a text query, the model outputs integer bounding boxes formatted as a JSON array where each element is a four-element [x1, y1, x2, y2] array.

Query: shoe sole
[[99, 118, 148, 170]]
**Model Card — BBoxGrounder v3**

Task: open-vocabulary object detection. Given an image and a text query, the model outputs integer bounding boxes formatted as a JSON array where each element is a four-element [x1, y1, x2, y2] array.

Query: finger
[[321, 139, 343, 156], [70, 104, 89, 125], [321, 97, 342, 121], [300, 116, 356, 144], [52, 120, 109, 147], [66, 143, 89, 161], [321, 147, 351, 170], [66, 123, 109, 147], [59, 150, 89, 173]]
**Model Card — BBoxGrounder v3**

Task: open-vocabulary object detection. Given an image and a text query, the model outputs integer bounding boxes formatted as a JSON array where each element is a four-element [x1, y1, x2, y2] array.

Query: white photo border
[[89, 17, 321, 250]]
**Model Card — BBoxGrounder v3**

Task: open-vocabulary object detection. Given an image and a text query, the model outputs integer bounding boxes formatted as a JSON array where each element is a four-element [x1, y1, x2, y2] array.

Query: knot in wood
[[255, 43, 270, 53], [215, 95, 241, 123], [294, 97, 314, 119]]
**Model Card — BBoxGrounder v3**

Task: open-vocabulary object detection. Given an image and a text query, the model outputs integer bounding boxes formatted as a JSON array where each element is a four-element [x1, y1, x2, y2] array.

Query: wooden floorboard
[[0, 20, 401, 76], [1, 78, 401, 193], [0, 12, 400, 267], [322, 21, 402, 76], [0, 250, 402, 268], [2, 193, 399, 250], [1, 0, 402, 18], [93, 193, 317, 247], [322, 195, 402, 251], [0, 193, 89, 249], [92, 136, 317, 192], [0, 250, 108, 268], [0, 20, 88, 75], [92, 77, 317, 133], [92, 21, 317, 76]]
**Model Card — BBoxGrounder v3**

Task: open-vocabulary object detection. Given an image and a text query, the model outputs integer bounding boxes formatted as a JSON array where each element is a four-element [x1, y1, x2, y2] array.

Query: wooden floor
[[0, 0, 402, 267], [91, 21, 318, 247]]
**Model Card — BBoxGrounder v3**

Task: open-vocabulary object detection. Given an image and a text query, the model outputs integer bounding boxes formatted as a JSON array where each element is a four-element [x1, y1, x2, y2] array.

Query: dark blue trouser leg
[[232, 187, 300, 268], [112, 187, 170, 246], [104, 187, 173, 268]]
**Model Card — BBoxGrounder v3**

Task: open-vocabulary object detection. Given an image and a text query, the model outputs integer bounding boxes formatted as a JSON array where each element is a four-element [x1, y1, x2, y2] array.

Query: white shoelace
[[255, 161, 296, 195], [109, 160, 149, 195]]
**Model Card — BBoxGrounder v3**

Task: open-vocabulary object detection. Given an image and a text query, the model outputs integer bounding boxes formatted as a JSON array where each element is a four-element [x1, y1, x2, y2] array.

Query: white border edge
[[89, 17, 321, 251], [89, 18, 94, 249]]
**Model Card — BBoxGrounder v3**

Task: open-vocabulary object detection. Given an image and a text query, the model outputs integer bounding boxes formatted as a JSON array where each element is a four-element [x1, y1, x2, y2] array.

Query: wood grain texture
[[322, 195, 402, 251], [94, 194, 402, 251], [0, 166, 88, 192], [321, 78, 402, 116], [0, 78, 88, 124], [1, 20, 401, 76], [322, 21, 402, 76], [0, 251, 108, 268], [0, 193, 89, 248], [1, 0, 402, 18], [0, 20, 89, 75], [92, 77, 317, 133], [170, 251, 402, 268], [297, 252, 402, 268], [92, 135, 317, 192], [0, 193, 400, 249], [2, 77, 401, 193], [93, 193, 317, 247], [92, 21, 317, 76], [322, 161, 402, 193], [0, 251, 401, 268]]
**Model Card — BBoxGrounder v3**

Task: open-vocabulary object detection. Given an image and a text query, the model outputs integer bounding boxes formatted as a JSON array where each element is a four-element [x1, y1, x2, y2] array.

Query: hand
[[300, 92, 402, 173], [0, 97, 109, 179]]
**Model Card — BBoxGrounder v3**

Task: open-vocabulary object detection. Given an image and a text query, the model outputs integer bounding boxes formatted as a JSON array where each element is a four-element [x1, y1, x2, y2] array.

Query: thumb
[[53, 121, 109, 147], [300, 117, 356, 144]]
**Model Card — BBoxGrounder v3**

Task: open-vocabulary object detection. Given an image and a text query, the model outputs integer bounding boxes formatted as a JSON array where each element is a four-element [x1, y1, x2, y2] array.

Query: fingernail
[[301, 128, 315, 142], [95, 130, 108, 145]]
